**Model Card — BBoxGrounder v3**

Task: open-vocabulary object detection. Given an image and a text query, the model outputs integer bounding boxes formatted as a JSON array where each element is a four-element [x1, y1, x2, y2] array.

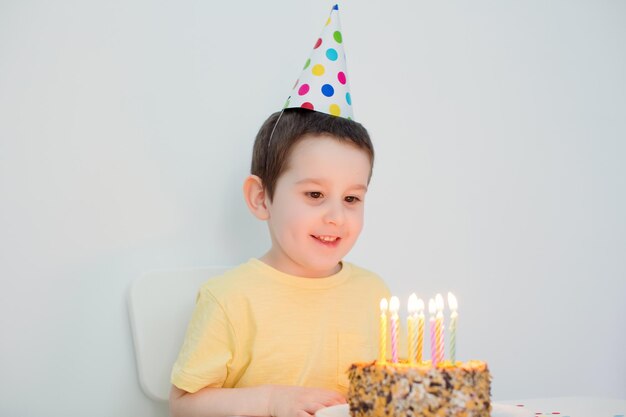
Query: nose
[[323, 200, 345, 226]]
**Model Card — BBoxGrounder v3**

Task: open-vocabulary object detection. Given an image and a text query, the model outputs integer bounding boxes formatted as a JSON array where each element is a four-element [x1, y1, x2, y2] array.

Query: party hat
[[284, 4, 354, 119]]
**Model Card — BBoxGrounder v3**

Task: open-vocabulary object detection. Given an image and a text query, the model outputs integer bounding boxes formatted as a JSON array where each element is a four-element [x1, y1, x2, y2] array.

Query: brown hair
[[251, 108, 374, 201]]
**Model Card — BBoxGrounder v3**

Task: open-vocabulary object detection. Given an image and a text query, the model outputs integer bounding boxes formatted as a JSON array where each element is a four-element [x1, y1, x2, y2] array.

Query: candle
[[435, 293, 445, 365], [407, 293, 418, 364], [389, 296, 400, 363], [448, 292, 458, 363], [417, 297, 425, 363], [428, 298, 437, 366], [379, 298, 388, 363]]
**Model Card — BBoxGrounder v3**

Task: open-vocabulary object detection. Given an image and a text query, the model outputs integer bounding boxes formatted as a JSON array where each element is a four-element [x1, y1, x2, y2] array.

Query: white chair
[[128, 266, 230, 402]]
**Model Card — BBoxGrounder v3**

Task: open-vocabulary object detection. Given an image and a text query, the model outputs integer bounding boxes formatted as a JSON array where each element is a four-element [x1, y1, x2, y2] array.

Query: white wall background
[[1, 1, 624, 416]]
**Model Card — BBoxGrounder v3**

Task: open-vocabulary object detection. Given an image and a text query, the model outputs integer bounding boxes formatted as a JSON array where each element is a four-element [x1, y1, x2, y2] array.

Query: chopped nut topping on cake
[[347, 360, 491, 417]]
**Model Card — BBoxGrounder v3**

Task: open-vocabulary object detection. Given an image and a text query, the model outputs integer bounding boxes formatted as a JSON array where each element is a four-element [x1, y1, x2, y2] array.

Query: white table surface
[[498, 396, 626, 417]]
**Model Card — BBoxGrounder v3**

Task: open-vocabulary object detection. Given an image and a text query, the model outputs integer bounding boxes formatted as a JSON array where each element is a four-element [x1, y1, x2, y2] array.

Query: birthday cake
[[347, 360, 491, 417]]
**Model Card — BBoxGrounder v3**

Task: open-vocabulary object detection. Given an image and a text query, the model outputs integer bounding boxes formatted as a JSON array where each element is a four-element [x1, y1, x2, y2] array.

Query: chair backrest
[[128, 266, 230, 402]]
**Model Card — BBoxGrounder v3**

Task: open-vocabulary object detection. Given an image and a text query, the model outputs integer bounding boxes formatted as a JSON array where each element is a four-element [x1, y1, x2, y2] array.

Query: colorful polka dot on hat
[[284, 4, 354, 120]]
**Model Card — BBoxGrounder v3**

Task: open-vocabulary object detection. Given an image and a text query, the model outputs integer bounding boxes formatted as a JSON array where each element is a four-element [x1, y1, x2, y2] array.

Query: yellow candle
[[379, 298, 388, 363], [407, 315, 414, 364], [417, 297, 425, 363], [408, 293, 418, 364]]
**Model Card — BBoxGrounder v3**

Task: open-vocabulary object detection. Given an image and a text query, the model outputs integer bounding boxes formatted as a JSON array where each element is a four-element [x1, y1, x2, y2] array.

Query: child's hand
[[267, 385, 346, 417]]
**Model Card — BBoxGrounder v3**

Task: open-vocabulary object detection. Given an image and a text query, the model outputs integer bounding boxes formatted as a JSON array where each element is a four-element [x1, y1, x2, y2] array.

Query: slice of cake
[[347, 360, 491, 417]]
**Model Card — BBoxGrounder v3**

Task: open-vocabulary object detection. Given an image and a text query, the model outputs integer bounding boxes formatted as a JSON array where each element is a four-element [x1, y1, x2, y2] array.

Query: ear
[[243, 175, 270, 220]]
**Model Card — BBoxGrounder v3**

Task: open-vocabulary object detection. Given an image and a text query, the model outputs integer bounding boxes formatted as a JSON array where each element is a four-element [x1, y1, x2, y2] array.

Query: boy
[[169, 108, 389, 417], [170, 6, 390, 417]]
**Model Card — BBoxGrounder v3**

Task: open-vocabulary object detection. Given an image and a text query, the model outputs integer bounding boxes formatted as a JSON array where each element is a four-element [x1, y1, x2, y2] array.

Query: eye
[[306, 191, 323, 199], [344, 195, 361, 203]]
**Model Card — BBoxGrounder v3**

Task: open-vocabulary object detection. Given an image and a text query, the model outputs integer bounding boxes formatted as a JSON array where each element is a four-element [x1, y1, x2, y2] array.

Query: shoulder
[[343, 262, 390, 294], [200, 261, 255, 296], [197, 260, 261, 300], [345, 262, 386, 283]]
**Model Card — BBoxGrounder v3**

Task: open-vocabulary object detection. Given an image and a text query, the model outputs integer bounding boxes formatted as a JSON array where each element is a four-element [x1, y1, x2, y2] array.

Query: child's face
[[263, 135, 371, 278]]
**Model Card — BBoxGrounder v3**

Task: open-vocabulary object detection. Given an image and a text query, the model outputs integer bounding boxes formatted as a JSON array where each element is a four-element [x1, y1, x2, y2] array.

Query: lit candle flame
[[435, 293, 444, 311], [428, 298, 436, 316], [380, 298, 388, 312], [389, 296, 400, 313], [417, 298, 425, 313], [448, 292, 458, 311], [408, 293, 418, 314]]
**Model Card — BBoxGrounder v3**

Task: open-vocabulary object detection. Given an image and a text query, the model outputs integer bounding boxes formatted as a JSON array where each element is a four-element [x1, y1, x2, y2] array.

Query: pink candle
[[435, 293, 445, 364], [389, 296, 400, 363], [428, 298, 437, 366]]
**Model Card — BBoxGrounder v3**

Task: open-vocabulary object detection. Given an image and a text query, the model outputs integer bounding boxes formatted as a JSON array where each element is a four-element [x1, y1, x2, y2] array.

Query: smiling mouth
[[312, 235, 341, 244]]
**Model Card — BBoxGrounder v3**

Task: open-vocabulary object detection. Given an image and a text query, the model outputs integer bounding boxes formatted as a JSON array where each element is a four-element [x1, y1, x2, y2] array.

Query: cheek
[[348, 208, 365, 232], [275, 203, 311, 231]]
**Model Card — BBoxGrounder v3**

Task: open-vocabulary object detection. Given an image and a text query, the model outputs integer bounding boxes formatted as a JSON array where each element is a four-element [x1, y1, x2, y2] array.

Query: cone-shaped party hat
[[284, 4, 354, 119]]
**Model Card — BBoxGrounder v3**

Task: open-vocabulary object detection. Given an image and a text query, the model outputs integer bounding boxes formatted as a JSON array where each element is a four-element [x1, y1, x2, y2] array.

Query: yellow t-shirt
[[171, 258, 390, 395]]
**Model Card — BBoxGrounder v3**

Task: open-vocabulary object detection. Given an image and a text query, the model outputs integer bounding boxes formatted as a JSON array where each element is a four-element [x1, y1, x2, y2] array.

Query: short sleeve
[[170, 285, 235, 393]]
